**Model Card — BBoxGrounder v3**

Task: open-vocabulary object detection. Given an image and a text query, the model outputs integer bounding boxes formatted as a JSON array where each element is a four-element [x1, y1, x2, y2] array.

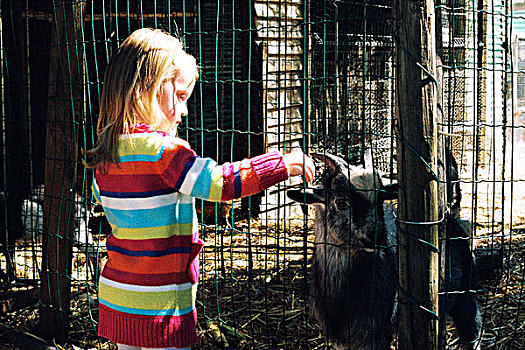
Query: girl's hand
[[283, 151, 315, 182]]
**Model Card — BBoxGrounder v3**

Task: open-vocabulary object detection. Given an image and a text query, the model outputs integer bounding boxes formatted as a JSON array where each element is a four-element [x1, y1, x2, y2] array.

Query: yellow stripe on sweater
[[208, 166, 223, 201], [99, 280, 197, 311], [117, 134, 164, 157], [112, 222, 195, 240]]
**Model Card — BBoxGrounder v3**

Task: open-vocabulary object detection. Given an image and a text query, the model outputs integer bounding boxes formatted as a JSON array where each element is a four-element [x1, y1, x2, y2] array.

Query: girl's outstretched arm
[[160, 138, 314, 202]]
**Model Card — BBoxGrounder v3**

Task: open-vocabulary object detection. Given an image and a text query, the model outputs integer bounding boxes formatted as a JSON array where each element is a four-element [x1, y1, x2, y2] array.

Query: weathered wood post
[[39, 0, 84, 343], [395, 1, 440, 349]]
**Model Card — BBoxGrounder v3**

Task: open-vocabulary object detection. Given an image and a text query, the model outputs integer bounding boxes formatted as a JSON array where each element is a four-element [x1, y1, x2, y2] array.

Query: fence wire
[[0, 0, 523, 349]]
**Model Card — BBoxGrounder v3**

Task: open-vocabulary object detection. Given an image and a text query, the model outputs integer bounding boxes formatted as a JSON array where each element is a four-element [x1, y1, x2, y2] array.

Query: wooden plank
[[266, 134, 303, 146], [22, 10, 197, 22], [266, 121, 304, 142], [265, 72, 302, 89], [254, 1, 302, 18], [395, 1, 440, 349], [263, 56, 303, 73], [39, 0, 84, 344], [256, 21, 303, 39], [265, 89, 302, 109], [476, 1, 487, 169], [266, 139, 302, 150], [266, 107, 302, 124], [264, 40, 303, 56]]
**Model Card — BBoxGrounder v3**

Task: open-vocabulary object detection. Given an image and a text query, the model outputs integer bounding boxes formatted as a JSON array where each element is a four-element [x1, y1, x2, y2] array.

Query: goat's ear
[[287, 188, 325, 204], [311, 153, 347, 174], [381, 182, 398, 200]]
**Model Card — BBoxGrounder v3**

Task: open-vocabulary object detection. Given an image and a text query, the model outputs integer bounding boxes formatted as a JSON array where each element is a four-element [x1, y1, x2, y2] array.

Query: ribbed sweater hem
[[250, 150, 289, 189], [98, 304, 198, 348]]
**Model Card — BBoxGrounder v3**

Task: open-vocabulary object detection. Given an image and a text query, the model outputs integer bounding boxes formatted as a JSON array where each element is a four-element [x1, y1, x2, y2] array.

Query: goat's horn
[[311, 153, 347, 173]]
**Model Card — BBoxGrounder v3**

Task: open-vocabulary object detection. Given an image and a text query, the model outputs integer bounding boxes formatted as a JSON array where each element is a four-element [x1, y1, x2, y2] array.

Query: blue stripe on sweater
[[234, 170, 241, 198], [174, 156, 197, 191], [99, 298, 194, 317], [107, 245, 191, 257], [103, 203, 194, 228], [100, 187, 175, 198], [190, 158, 214, 199]]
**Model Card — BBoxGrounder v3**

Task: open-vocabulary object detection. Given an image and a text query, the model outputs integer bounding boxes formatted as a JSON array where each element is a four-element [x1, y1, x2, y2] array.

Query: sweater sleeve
[[159, 139, 289, 201], [91, 176, 102, 205]]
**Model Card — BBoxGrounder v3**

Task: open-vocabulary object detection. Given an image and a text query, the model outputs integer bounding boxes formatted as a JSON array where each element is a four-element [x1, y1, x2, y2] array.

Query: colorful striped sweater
[[93, 124, 289, 348]]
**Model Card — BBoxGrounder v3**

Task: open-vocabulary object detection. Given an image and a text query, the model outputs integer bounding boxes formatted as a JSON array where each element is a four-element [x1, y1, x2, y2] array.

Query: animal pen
[[0, 0, 523, 349]]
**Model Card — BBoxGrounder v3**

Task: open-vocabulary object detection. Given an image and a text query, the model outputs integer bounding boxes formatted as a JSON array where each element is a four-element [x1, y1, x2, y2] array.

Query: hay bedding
[[0, 215, 524, 349]]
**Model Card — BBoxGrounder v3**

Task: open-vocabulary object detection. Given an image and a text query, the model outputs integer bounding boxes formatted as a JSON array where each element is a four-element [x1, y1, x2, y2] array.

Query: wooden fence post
[[395, 1, 440, 349], [39, 0, 84, 344]]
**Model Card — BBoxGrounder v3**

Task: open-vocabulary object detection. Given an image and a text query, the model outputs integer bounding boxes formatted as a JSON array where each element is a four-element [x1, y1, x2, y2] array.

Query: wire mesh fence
[[0, 0, 523, 349]]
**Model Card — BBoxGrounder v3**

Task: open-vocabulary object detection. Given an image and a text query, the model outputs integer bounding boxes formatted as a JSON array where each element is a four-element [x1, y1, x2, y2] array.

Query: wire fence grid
[[0, 0, 524, 349]]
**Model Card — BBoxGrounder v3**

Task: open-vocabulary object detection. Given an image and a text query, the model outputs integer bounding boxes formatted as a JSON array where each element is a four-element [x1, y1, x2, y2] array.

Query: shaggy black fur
[[287, 152, 481, 350]]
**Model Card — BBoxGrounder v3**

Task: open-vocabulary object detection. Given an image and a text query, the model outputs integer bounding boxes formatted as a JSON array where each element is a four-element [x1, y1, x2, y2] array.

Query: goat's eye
[[335, 198, 348, 210]]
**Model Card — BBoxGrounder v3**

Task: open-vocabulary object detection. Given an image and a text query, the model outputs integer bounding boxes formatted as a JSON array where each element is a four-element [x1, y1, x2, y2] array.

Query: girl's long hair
[[84, 28, 198, 171]]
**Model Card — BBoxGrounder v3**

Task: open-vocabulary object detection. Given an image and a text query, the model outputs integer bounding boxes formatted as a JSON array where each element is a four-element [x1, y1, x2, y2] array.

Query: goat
[[287, 152, 481, 350], [439, 149, 482, 349]]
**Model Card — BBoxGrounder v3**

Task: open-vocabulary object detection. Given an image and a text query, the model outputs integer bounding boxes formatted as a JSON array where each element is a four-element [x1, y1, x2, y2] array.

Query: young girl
[[85, 28, 314, 349]]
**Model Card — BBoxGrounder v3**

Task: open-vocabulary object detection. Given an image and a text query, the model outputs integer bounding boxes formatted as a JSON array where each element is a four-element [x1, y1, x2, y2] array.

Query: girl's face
[[158, 70, 196, 132]]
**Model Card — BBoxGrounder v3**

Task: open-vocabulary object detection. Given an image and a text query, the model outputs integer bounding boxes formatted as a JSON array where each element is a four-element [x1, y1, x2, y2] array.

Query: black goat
[[287, 153, 480, 350], [439, 149, 481, 349]]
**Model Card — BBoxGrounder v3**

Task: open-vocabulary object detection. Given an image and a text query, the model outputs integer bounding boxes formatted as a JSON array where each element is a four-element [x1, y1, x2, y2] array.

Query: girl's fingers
[[283, 151, 315, 181], [307, 165, 314, 182], [304, 157, 315, 182]]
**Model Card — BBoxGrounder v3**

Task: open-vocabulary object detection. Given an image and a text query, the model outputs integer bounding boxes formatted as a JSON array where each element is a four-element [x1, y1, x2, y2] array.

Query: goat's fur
[[287, 152, 481, 350]]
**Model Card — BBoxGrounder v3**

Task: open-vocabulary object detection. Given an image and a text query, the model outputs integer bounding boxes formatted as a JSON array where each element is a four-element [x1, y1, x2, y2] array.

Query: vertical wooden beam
[[39, 0, 83, 344], [476, 0, 487, 170], [433, 6, 449, 347], [395, 1, 440, 349]]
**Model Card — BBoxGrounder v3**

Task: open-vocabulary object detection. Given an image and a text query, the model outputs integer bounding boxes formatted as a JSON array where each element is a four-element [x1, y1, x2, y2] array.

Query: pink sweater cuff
[[250, 150, 289, 190]]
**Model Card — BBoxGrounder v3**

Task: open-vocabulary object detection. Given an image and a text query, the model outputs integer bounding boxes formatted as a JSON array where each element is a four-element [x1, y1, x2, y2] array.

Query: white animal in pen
[[21, 186, 100, 280]]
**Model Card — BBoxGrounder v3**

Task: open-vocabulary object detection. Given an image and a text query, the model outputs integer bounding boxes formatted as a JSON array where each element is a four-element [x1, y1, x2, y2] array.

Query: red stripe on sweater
[[101, 266, 191, 286], [105, 250, 188, 274], [221, 162, 235, 201], [106, 233, 193, 252], [239, 158, 261, 197], [98, 303, 198, 348], [95, 173, 167, 193], [158, 146, 198, 188]]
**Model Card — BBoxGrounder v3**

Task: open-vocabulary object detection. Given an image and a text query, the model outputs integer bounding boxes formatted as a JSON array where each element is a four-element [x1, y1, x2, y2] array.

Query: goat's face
[[287, 153, 397, 251]]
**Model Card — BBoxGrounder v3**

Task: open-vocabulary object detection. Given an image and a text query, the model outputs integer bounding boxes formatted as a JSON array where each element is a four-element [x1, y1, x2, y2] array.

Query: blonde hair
[[84, 28, 199, 170]]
